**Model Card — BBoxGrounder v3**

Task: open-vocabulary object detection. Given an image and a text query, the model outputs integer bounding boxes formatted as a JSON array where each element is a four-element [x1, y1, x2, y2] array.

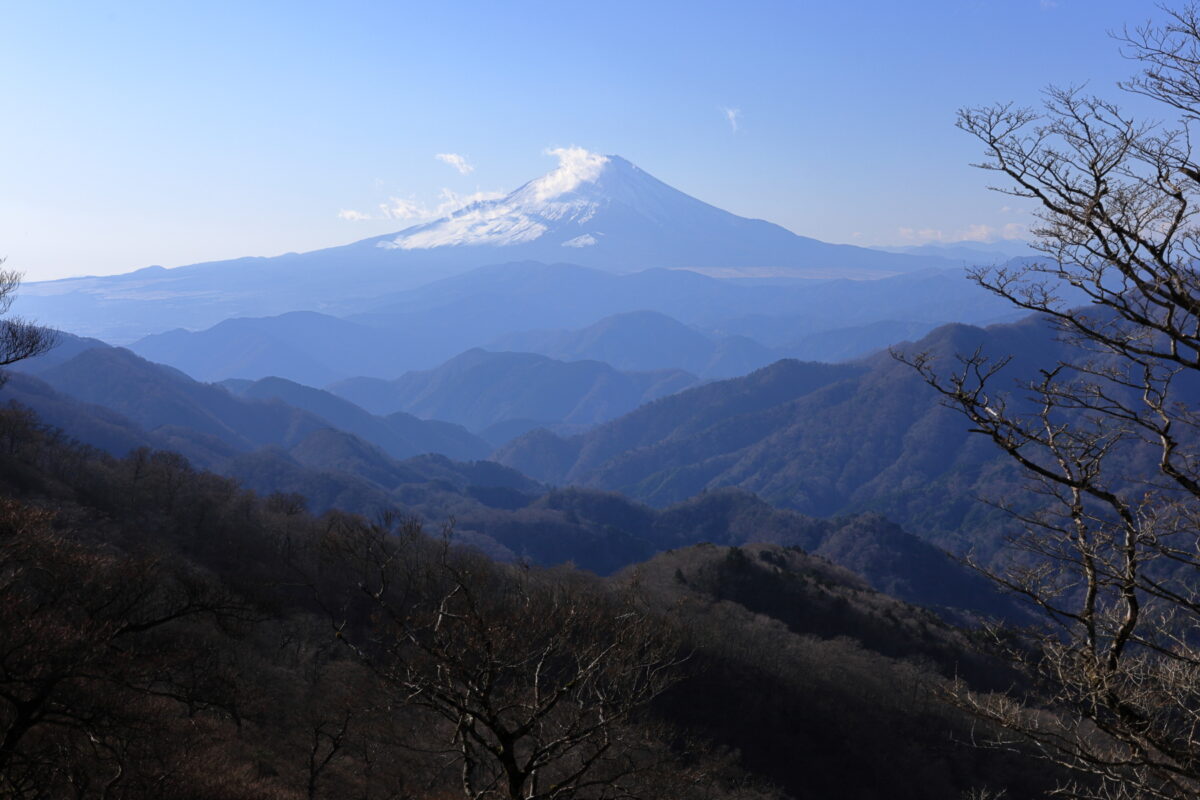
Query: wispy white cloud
[[1040, 0, 1058, 10], [529, 147, 608, 202], [344, 149, 596, 230], [381, 148, 608, 250], [379, 196, 431, 220], [435, 152, 475, 175], [722, 107, 741, 132], [339, 186, 506, 224], [898, 222, 1028, 244]]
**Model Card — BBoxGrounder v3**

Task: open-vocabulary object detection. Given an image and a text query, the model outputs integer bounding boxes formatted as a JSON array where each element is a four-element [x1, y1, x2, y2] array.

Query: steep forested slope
[[0, 366, 1015, 620], [13, 341, 491, 461], [495, 316, 1073, 556], [0, 407, 1056, 799], [225, 375, 489, 457]]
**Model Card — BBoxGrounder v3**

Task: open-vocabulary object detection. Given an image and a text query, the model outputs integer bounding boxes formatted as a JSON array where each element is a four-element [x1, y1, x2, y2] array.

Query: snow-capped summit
[[18, 149, 955, 340], [366, 149, 940, 277], [381, 149, 678, 251]]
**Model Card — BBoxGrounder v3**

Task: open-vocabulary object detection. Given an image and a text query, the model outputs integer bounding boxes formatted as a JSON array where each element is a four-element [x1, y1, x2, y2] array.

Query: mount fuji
[[17, 150, 953, 341], [366, 149, 932, 275]]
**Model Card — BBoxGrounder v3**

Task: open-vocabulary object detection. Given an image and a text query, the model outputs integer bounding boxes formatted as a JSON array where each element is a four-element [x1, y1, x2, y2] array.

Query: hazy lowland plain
[[11, 4, 1200, 795]]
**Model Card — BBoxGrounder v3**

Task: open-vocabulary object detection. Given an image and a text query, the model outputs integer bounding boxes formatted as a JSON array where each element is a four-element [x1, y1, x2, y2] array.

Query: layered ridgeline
[[327, 348, 699, 445], [0, 406, 1054, 798], [486, 310, 778, 378], [13, 312, 1108, 579], [17, 150, 959, 342], [9, 335, 491, 463], [123, 263, 1021, 385], [494, 313, 1106, 559], [1, 335, 1020, 620]]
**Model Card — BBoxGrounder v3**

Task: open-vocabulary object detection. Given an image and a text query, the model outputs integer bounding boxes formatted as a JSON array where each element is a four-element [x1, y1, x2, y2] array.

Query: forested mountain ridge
[[0, 351, 1016, 620], [12, 339, 491, 461], [223, 374, 491, 456], [495, 314, 1080, 558], [7, 314, 1109, 600], [0, 402, 1056, 798]]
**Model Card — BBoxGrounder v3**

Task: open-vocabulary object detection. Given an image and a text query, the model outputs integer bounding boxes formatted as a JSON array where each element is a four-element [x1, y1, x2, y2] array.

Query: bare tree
[[321, 516, 687, 800], [895, 4, 1200, 798], [0, 498, 252, 797], [0, 261, 54, 381]]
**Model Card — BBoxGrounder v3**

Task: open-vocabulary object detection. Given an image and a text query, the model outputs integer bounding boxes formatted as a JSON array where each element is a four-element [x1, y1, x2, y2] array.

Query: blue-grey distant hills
[[125, 261, 1022, 386], [492, 316, 1074, 561], [130, 311, 384, 387], [10, 336, 491, 462], [0, 340, 1021, 620], [328, 348, 699, 445], [871, 238, 1037, 264], [488, 310, 777, 378], [488, 312, 938, 376], [16, 154, 956, 342]]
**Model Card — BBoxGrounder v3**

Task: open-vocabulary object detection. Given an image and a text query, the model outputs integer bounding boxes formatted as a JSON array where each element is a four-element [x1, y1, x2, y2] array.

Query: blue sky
[[1, 0, 1169, 280]]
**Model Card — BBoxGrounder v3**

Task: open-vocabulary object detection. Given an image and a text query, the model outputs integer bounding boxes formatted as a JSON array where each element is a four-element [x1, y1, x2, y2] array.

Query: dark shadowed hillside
[[0, 404, 1057, 798], [614, 541, 1054, 799], [466, 486, 1023, 619], [30, 346, 330, 450], [0, 358, 1016, 621], [226, 375, 490, 459], [12, 343, 491, 461]]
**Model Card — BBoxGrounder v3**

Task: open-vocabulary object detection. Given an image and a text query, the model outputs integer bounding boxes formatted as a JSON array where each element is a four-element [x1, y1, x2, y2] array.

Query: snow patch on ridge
[[379, 148, 610, 251]]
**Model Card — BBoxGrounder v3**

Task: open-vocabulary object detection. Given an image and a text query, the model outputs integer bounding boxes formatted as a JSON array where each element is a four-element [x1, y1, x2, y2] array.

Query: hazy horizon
[[4, 0, 1165, 281]]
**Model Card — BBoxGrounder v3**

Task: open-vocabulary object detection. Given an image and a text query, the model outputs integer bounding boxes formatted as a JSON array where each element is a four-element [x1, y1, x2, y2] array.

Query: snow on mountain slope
[[368, 147, 950, 276], [377, 147, 857, 262], [384, 148, 612, 250], [16, 150, 956, 342]]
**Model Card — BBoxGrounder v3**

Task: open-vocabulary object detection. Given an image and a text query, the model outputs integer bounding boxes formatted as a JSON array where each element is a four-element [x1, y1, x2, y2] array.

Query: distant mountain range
[[0, 150, 1088, 627], [327, 348, 698, 444], [871, 238, 1037, 264], [130, 311, 390, 387], [783, 320, 940, 362], [13, 307, 1094, 573], [373, 153, 942, 276], [494, 315, 1083, 560], [488, 310, 777, 378], [11, 337, 491, 463], [121, 261, 1023, 387], [0, 334, 1021, 620], [15, 154, 959, 342]]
